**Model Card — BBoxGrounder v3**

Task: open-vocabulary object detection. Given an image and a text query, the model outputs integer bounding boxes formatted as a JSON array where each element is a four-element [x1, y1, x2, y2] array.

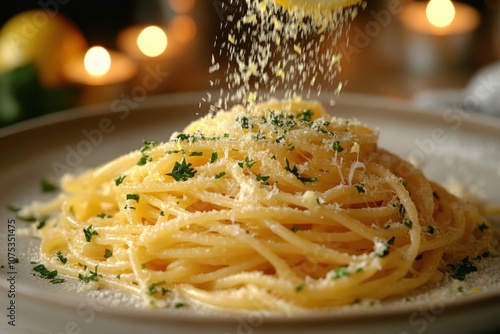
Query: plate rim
[[1, 92, 499, 328]]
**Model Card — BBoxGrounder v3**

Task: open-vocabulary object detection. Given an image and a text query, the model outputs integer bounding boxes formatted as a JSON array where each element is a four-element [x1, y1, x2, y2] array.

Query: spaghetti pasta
[[25, 100, 493, 312]]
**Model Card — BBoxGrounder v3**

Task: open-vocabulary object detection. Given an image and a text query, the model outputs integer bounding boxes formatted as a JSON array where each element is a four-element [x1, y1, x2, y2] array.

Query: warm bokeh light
[[168, 15, 197, 44], [426, 0, 456, 28], [84, 46, 111, 77], [168, 0, 195, 14], [137, 26, 168, 57]]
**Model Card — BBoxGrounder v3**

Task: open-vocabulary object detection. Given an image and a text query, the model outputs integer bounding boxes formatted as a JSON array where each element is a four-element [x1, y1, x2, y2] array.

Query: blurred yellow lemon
[[0, 10, 87, 87], [274, 0, 362, 11]]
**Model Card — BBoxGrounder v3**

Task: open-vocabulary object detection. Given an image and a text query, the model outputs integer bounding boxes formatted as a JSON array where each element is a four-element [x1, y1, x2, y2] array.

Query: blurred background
[[1, 0, 499, 127]]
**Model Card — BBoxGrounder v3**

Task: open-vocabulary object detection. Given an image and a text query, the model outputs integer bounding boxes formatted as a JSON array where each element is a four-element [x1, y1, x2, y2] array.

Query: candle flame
[[84, 46, 111, 77], [426, 0, 456, 28], [137, 26, 168, 58]]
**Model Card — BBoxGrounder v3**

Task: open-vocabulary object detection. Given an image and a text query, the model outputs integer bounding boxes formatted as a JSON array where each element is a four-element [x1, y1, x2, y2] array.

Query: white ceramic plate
[[1, 92, 499, 334]]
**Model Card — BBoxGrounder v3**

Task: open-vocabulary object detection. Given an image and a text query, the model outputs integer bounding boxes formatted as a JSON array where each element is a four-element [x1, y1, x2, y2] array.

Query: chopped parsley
[[432, 191, 440, 200], [397, 204, 406, 217], [104, 249, 113, 258], [478, 223, 489, 232], [354, 184, 365, 193], [285, 159, 316, 184], [374, 237, 395, 258], [127, 194, 140, 202], [97, 213, 111, 218], [189, 151, 203, 157], [210, 152, 218, 164], [55, 251, 67, 264], [78, 265, 102, 283], [32, 264, 65, 284], [115, 175, 126, 186], [426, 225, 439, 235], [137, 155, 152, 166], [83, 225, 99, 242], [166, 149, 184, 154], [256, 175, 270, 185], [253, 132, 267, 141], [238, 156, 256, 169], [41, 178, 58, 193], [448, 257, 477, 281], [140, 140, 159, 152], [297, 109, 313, 124], [294, 283, 305, 292], [291, 226, 300, 233], [148, 281, 167, 296], [332, 141, 344, 152], [236, 116, 251, 129], [8, 205, 37, 222], [36, 218, 47, 230], [403, 219, 413, 229], [166, 157, 197, 181], [215, 171, 226, 179], [174, 302, 185, 308], [331, 266, 350, 280]]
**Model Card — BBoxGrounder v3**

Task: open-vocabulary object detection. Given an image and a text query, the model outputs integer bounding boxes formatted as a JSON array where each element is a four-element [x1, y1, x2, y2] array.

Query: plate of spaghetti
[[0, 92, 499, 334]]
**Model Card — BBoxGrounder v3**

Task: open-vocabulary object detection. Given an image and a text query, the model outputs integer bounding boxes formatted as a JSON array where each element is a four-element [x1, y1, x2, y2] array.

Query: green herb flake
[[127, 194, 140, 202], [354, 184, 365, 194], [137, 155, 152, 166], [115, 175, 126, 186], [256, 175, 270, 185], [297, 109, 313, 124], [448, 257, 477, 281], [238, 156, 256, 169], [41, 178, 58, 193], [236, 116, 251, 129], [78, 265, 102, 283], [331, 266, 350, 280], [36, 218, 47, 230], [32, 264, 59, 282], [210, 152, 218, 164], [174, 302, 185, 308], [285, 159, 316, 184], [166, 158, 197, 181], [478, 223, 489, 232], [97, 213, 111, 219], [166, 149, 184, 155], [403, 219, 413, 229], [398, 204, 406, 217], [55, 251, 67, 264], [215, 171, 226, 179], [140, 140, 159, 153], [332, 141, 344, 152], [104, 249, 113, 259], [83, 225, 99, 242], [148, 281, 166, 296], [116, 274, 121, 279], [189, 151, 203, 157], [291, 226, 300, 233], [432, 191, 440, 200], [295, 283, 305, 292], [374, 238, 394, 258], [160, 211, 165, 216], [426, 225, 439, 235]]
